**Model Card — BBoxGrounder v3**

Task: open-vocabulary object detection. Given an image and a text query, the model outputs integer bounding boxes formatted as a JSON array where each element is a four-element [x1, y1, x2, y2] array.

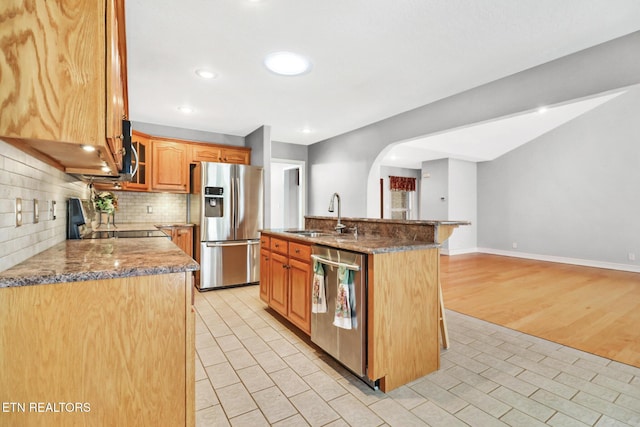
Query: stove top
[[84, 230, 169, 239]]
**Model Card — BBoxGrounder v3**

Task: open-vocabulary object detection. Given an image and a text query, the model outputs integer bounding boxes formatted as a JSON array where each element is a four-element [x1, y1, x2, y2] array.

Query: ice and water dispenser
[[204, 187, 224, 217]]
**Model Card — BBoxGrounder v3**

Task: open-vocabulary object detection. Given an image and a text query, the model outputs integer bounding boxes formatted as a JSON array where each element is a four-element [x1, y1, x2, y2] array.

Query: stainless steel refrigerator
[[194, 162, 264, 290]]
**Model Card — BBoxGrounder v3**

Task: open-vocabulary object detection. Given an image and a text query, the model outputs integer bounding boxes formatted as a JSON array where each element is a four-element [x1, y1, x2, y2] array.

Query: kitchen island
[[260, 216, 469, 392], [0, 238, 198, 426]]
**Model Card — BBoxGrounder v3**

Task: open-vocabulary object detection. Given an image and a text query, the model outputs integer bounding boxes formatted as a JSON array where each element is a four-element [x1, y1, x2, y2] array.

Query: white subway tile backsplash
[[0, 140, 88, 272], [110, 191, 188, 224]]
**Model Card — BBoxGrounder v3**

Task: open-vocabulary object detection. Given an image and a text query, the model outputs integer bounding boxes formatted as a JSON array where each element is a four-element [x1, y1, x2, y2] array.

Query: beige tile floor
[[194, 285, 640, 426]]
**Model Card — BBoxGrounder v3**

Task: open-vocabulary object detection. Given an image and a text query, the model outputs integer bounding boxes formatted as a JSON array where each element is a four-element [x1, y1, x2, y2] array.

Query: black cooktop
[[85, 230, 169, 239]]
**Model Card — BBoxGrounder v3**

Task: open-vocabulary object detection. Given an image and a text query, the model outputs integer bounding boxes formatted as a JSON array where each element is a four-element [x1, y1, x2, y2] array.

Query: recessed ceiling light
[[178, 106, 194, 114], [537, 106, 548, 114], [82, 145, 96, 152], [264, 51, 312, 76], [195, 69, 217, 79], [301, 127, 313, 134]]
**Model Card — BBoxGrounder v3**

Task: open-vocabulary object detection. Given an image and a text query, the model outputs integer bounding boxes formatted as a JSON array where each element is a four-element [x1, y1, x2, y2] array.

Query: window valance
[[389, 176, 416, 192]]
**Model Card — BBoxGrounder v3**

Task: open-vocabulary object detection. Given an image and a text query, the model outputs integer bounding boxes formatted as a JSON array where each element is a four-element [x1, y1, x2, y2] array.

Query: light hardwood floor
[[440, 253, 640, 368]]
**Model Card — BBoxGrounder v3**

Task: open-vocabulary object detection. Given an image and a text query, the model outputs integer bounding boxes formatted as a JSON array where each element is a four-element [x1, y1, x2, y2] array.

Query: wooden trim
[[379, 178, 384, 218]]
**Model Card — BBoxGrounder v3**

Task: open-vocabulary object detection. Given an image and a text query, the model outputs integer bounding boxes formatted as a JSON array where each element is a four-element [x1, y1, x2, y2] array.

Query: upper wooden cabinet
[[151, 140, 189, 193], [190, 143, 250, 165], [220, 147, 250, 164], [0, 0, 128, 176]]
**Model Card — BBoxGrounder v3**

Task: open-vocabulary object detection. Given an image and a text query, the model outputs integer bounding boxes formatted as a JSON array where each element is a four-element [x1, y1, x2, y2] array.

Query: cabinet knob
[[295, 249, 300, 254]]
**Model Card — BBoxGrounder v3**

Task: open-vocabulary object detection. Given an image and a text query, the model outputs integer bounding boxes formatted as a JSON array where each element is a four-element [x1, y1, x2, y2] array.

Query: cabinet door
[[220, 148, 250, 165], [151, 141, 189, 193], [269, 252, 289, 317], [190, 144, 222, 163], [259, 249, 271, 303], [105, 0, 125, 170], [174, 227, 193, 257], [124, 132, 150, 191], [288, 258, 312, 335], [0, 1, 125, 176]]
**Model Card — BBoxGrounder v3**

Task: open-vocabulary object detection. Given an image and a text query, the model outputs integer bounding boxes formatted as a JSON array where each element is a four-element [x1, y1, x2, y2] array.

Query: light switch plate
[[51, 200, 57, 220], [16, 197, 22, 226]]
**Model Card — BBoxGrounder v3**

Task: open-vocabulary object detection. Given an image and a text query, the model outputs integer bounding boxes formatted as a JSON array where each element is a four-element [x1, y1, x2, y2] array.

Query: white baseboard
[[474, 247, 640, 273], [441, 247, 479, 256]]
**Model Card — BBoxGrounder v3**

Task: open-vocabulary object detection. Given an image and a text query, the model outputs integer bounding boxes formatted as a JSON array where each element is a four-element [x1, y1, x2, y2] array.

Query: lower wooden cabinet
[[159, 226, 194, 257], [269, 251, 290, 317], [259, 233, 312, 335], [288, 257, 312, 333], [0, 272, 195, 426]]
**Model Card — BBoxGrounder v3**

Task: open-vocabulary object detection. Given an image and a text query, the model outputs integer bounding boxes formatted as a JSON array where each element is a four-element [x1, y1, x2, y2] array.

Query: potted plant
[[93, 191, 118, 228]]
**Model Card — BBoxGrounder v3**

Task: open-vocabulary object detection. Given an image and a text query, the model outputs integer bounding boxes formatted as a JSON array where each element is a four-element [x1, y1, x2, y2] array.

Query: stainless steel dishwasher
[[311, 245, 376, 388]]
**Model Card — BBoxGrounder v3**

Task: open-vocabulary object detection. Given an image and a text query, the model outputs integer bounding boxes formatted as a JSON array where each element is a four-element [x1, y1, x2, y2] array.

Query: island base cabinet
[[0, 273, 194, 426], [368, 249, 440, 392]]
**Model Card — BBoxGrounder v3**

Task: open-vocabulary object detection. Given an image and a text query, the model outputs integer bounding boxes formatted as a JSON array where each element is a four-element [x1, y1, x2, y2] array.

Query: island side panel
[[0, 273, 189, 426], [186, 272, 196, 427], [367, 248, 440, 392]]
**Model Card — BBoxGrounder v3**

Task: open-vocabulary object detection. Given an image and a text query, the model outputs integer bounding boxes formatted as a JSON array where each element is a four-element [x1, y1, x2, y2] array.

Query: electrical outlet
[[16, 198, 23, 226], [34, 199, 39, 223], [629, 253, 636, 261], [51, 200, 57, 220], [147, 206, 153, 214], [512, 242, 518, 249]]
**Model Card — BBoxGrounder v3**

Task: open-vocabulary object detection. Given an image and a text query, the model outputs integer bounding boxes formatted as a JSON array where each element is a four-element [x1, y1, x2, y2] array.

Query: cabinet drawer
[[289, 242, 311, 262], [270, 238, 288, 254], [260, 235, 270, 249]]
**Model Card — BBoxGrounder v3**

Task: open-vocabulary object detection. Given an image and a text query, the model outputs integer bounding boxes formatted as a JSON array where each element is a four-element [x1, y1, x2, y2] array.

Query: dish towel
[[311, 260, 327, 313], [333, 266, 356, 329]]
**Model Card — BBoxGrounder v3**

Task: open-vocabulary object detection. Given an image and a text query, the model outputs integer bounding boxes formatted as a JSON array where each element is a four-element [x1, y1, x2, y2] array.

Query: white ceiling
[[126, 1, 640, 161], [380, 90, 627, 169]]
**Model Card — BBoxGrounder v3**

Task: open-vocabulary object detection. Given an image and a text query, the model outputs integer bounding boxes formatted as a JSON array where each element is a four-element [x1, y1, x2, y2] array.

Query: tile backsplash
[[0, 140, 88, 271], [110, 191, 188, 225]]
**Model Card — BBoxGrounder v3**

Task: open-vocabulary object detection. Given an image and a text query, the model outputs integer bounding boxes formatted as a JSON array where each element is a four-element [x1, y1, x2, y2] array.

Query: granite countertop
[[263, 229, 440, 254], [304, 216, 471, 227], [97, 222, 195, 232], [0, 238, 199, 289]]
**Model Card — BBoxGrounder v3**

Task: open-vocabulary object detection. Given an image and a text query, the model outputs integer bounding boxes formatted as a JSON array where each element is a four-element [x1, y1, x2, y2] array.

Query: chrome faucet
[[328, 192, 346, 232]]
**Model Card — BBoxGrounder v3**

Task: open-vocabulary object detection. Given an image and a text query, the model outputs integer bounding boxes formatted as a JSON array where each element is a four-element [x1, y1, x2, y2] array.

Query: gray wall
[[421, 159, 449, 220], [478, 86, 640, 268], [420, 159, 478, 253], [272, 140, 308, 163], [246, 126, 272, 226], [132, 121, 245, 146], [308, 31, 640, 218]]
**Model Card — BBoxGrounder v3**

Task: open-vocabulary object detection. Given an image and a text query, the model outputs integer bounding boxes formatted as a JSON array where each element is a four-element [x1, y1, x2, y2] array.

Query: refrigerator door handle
[[206, 240, 260, 248], [231, 173, 236, 236]]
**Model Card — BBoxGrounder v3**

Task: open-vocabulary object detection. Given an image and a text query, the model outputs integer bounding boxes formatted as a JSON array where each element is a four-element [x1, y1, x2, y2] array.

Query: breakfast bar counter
[[0, 237, 199, 288], [0, 237, 198, 426]]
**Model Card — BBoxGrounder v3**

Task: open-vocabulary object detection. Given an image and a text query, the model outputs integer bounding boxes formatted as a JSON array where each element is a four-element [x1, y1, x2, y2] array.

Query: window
[[389, 176, 416, 220]]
